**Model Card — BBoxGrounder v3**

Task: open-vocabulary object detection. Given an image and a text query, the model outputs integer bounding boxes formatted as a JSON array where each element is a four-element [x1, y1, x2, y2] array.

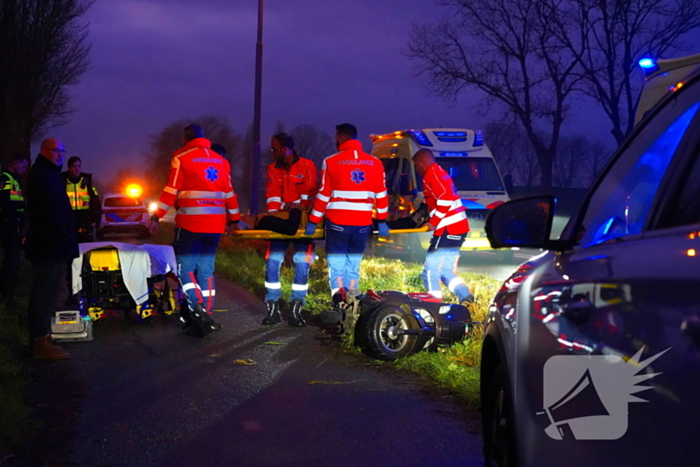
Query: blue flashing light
[[638, 58, 655, 69], [638, 57, 659, 77], [434, 131, 467, 137], [474, 130, 484, 147], [434, 131, 467, 143], [439, 151, 469, 157], [410, 130, 433, 147]]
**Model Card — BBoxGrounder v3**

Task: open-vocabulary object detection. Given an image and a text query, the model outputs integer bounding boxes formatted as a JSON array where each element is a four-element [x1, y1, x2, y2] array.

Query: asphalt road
[[20, 275, 483, 467]]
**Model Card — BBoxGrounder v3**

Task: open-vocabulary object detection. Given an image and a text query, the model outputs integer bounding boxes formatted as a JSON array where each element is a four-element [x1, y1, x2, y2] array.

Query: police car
[[481, 53, 700, 467], [98, 185, 150, 239], [370, 128, 510, 260]]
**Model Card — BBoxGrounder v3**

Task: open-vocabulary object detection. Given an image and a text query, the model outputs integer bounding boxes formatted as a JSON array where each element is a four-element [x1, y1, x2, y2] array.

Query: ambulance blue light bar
[[638, 57, 659, 77], [439, 152, 469, 157], [474, 130, 484, 147], [409, 130, 433, 146], [434, 131, 467, 143]]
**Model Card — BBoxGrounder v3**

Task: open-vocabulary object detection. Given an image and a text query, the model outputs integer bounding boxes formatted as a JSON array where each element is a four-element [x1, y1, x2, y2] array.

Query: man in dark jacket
[[25, 137, 79, 360], [0, 153, 28, 308]]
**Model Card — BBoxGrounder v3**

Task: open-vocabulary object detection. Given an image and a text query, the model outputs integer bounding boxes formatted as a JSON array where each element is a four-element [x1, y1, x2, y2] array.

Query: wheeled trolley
[[71, 242, 180, 322]]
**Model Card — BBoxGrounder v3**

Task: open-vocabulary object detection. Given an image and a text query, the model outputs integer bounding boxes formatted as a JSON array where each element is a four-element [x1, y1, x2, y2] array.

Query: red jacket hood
[[337, 139, 363, 152], [173, 137, 212, 157]]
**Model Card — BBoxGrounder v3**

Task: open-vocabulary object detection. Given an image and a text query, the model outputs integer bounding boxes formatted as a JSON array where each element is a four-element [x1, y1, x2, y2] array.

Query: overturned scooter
[[321, 289, 472, 361]]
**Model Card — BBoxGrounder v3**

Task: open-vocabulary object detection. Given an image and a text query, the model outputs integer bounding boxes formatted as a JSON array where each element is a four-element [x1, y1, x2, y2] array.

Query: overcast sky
[[35, 0, 693, 184]]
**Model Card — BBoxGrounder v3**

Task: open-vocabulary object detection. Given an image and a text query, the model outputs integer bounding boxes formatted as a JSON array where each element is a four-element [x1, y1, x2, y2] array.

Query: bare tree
[[0, 0, 93, 161], [145, 116, 241, 192], [582, 140, 610, 186], [289, 124, 335, 168], [554, 134, 590, 188], [405, 0, 583, 189], [551, 0, 700, 144], [485, 122, 540, 186]]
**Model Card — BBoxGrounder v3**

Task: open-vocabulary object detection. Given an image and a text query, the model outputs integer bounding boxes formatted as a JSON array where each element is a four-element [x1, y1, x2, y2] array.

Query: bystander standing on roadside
[[0, 153, 29, 308], [61, 156, 100, 307], [24, 138, 78, 360]]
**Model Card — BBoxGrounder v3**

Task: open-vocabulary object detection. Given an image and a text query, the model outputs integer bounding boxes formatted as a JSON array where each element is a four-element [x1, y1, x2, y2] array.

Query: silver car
[[481, 59, 700, 466]]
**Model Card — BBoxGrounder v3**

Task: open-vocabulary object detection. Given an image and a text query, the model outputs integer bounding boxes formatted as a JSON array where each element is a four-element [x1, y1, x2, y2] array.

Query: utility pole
[[250, 0, 264, 215]]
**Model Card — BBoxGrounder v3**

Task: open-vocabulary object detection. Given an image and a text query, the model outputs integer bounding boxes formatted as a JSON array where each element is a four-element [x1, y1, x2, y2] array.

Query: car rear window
[[104, 197, 143, 208]]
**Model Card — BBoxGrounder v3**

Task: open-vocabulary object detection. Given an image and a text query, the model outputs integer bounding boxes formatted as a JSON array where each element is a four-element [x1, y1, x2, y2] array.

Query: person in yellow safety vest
[[0, 153, 28, 308], [61, 156, 100, 307], [61, 156, 100, 243]]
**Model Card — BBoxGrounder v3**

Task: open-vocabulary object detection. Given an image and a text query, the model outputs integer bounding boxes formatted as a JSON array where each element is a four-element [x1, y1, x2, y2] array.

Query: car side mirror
[[485, 195, 555, 249]]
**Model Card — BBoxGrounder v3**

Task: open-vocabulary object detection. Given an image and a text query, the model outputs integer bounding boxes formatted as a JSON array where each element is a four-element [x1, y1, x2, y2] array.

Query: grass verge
[[216, 237, 501, 408], [0, 268, 31, 457]]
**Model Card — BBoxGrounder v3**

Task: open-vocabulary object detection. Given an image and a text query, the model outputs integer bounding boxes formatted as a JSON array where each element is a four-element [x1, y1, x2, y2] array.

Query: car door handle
[[681, 316, 700, 342], [559, 298, 592, 325]]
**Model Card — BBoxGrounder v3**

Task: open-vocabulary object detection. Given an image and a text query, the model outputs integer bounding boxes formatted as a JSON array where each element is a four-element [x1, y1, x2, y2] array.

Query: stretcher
[[71, 242, 180, 322], [231, 225, 429, 240], [230, 210, 429, 240]]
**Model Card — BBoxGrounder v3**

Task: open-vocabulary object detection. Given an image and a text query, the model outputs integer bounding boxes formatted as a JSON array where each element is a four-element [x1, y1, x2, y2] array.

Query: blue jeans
[[172, 228, 221, 312], [325, 221, 371, 296], [264, 240, 315, 304], [422, 233, 470, 302]]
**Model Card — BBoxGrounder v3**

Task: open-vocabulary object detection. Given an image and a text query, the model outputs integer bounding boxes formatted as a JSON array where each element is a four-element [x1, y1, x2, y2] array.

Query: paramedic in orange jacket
[[261, 132, 318, 327], [413, 149, 474, 304], [149, 124, 240, 332], [305, 123, 389, 299]]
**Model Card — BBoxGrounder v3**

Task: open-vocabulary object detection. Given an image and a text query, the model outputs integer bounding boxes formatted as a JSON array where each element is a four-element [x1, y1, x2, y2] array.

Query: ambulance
[[370, 128, 510, 260], [635, 53, 700, 124]]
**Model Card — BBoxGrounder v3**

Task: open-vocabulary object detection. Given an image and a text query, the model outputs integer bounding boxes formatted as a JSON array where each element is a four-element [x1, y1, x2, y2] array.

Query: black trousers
[[0, 223, 22, 300], [27, 260, 64, 338]]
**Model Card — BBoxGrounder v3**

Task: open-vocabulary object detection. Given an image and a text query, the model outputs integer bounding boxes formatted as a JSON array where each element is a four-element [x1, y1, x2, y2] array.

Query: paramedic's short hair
[[67, 156, 81, 167], [211, 143, 227, 156], [184, 124, 204, 142], [335, 123, 358, 140], [272, 132, 295, 150]]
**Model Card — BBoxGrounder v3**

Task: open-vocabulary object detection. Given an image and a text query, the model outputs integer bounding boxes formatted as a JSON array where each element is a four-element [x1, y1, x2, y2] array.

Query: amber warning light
[[125, 184, 142, 198]]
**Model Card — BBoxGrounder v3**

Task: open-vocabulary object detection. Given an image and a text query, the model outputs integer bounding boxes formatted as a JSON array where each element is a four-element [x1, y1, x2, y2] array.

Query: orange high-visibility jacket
[[265, 156, 317, 212], [154, 138, 240, 233], [308, 139, 388, 226], [423, 163, 469, 236]]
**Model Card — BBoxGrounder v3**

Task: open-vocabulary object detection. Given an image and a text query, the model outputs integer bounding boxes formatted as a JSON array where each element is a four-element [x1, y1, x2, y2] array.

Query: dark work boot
[[288, 299, 306, 327], [185, 304, 221, 337], [262, 300, 281, 325], [179, 303, 193, 330]]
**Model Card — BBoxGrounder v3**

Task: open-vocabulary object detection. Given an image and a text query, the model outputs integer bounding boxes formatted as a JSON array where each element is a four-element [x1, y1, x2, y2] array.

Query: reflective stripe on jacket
[[308, 139, 388, 226], [0, 171, 25, 219], [423, 163, 469, 236], [65, 175, 97, 211], [265, 156, 317, 212], [154, 137, 240, 234]]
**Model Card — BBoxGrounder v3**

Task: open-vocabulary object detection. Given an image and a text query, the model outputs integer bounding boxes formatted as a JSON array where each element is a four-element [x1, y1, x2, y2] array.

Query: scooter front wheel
[[364, 305, 419, 361]]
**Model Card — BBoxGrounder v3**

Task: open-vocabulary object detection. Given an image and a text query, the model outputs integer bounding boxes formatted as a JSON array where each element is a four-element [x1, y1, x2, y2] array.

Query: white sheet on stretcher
[[71, 242, 177, 305]]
